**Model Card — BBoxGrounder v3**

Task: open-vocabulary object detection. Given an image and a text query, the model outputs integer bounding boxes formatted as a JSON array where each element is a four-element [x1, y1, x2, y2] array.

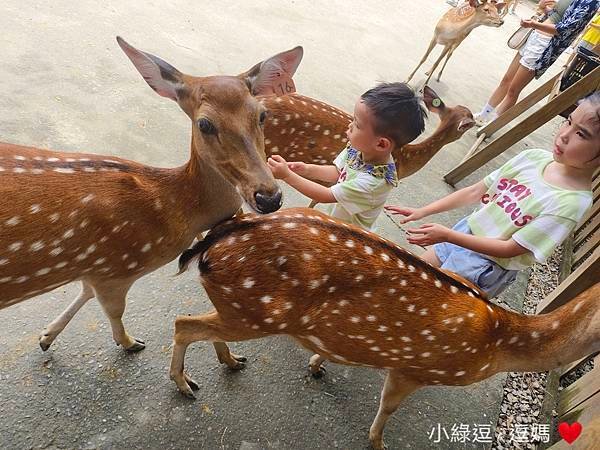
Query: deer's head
[[118, 37, 304, 214], [469, 0, 505, 27], [422, 86, 475, 142]]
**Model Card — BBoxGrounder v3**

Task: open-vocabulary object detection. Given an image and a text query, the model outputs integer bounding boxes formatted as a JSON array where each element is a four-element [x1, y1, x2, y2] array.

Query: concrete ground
[[0, 1, 567, 448]]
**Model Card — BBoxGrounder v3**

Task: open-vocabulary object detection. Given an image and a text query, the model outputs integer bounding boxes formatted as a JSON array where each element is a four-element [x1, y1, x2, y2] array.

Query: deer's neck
[[160, 139, 242, 234], [495, 295, 599, 373], [393, 125, 450, 179]]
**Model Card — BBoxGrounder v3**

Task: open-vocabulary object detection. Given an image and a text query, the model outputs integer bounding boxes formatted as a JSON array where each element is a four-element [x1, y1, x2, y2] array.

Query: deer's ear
[[422, 85, 445, 111], [494, 2, 506, 12], [457, 117, 476, 132], [468, 0, 479, 7], [117, 36, 184, 102], [241, 46, 304, 96]]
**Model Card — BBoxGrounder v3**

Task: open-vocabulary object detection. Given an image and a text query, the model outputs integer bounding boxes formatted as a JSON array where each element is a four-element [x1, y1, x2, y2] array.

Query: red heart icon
[[558, 422, 582, 444]]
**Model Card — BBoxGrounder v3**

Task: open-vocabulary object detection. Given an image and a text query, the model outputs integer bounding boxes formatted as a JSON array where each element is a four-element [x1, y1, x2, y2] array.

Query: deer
[[406, 0, 505, 85], [0, 37, 304, 353], [170, 207, 600, 450], [499, 0, 519, 18], [260, 86, 475, 205]]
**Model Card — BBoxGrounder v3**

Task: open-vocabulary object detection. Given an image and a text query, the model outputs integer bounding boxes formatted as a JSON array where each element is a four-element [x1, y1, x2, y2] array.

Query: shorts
[[519, 30, 552, 71], [433, 217, 518, 298]]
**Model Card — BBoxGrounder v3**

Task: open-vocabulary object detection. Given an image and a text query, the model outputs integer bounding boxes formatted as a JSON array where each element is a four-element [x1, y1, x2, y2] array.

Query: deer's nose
[[255, 189, 283, 214]]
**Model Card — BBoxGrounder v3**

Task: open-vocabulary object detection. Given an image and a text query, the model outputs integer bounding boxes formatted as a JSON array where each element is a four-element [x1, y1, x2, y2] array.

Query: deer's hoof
[[184, 373, 200, 391], [39, 330, 56, 351], [233, 354, 247, 363], [125, 338, 146, 353], [311, 367, 326, 379]]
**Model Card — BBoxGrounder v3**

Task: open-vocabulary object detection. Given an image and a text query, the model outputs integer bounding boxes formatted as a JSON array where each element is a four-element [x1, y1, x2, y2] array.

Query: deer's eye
[[197, 118, 217, 135], [259, 111, 268, 126]]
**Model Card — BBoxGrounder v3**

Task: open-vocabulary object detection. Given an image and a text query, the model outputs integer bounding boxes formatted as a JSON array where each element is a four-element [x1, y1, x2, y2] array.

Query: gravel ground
[[490, 246, 594, 450]]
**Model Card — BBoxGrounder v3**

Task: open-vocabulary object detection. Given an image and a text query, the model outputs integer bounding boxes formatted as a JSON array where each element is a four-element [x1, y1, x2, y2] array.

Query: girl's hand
[[267, 155, 292, 180], [287, 161, 308, 176], [384, 205, 427, 224], [405, 223, 451, 246], [520, 18, 536, 28]]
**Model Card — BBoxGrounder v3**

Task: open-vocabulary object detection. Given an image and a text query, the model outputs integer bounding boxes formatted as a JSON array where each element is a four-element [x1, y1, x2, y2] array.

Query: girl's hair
[[582, 91, 600, 131]]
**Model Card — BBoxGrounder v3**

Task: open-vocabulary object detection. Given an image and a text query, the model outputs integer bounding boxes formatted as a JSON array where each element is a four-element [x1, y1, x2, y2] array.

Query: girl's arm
[[406, 223, 530, 258], [386, 180, 488, 223]]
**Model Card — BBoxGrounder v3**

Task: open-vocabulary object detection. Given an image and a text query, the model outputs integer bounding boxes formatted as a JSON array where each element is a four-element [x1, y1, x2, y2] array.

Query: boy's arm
[[292, 162, 340, 183], [283, 171, 337, 203], [387, 181, 487, 223], [407, 223, 530, 258]]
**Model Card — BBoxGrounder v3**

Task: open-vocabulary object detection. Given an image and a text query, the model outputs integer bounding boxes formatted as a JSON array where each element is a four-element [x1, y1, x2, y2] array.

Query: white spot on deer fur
[[243, 278, 255, 288], [49, 213, 60, 223], [127, 262, 138, 269], [467, 312, 475, 318], [407, 304, 415, 312], [301, 315, 310, 325], [328, 234, 337, 242], [141, 243, 152, 253], [13, 167, 26, 173], [75, 253, 88, 262], [363, 292, 372, 298], [260, 295, 272, 304], [455, 371, 466, 377], [364, 246, 373, 255], [30, 241, 45, 252], [551, 321, 560, 330], [35, 267, 51, 276], [0, 258, 7, 266], [121, 253, 129, 260], [381, 253, 390, 262], [450, 286, 458, 294], [573, 301, 583, 313], [369, 346, 380, 352], [531, 331, 540, 339], [420, 272, 428, 280], [345, 240, 355, 248], [14, 155, 26, 160], [55, 168, 75, 174], [400, 279, 408, 287], [355, 274, 364, 282], [9, 242, 23, 252], [350, 316, 361, 323], [401, 336, 412, 343], [508, 336, 519, 344], [6, 216, 20, 226], [14, 276, 29, 283], [63, 229, 74, 239], [301, 253, 313, 261], [29, 204, 41, 214], [403, 355, 415, 359], [338, 300, 349, 307], [309, 280, 320, 289], [93, 257, 106, 265], [366, 315, 376, 322], [264, 317, 274, 324], [479, 363, 490, 372], [54, 261, 68, 269], [81, 194, 95, 204]]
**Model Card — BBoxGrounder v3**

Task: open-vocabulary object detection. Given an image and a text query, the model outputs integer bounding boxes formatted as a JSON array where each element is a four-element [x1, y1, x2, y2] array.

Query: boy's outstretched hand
[[384, 205, 426, 224], [405, 223, 450, 246], [287, 161, 308, 176], [268, 155, 291, 180]]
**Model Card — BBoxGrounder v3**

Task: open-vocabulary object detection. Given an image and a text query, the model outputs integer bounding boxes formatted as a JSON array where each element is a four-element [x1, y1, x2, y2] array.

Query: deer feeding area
[[0, 1, 585, 450]]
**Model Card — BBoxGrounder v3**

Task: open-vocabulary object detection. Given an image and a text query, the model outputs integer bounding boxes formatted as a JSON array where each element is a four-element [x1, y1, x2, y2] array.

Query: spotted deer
[[171, 207, 600, 450], [261, 86, 475, 203], [0, 37, 304, 352], [407, 0, 505, 85]]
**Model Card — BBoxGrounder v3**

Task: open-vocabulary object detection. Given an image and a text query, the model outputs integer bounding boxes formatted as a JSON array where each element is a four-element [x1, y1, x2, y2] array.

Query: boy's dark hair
[[360, 82, 427, 148]]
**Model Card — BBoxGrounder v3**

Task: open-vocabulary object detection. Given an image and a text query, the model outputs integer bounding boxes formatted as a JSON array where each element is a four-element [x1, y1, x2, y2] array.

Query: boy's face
[[346, 100, 392, 161], [554, 102, 600, 169]]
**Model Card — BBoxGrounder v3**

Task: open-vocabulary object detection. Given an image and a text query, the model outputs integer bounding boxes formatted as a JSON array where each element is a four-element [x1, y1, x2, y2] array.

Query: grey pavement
[[0, 1, 565, 449]]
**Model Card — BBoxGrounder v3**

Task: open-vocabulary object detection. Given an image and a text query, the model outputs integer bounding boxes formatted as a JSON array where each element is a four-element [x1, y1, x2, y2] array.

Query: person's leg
[[495, 64, 536, 115], [475, 52, 521, 123], [420, 247, 441, 266]]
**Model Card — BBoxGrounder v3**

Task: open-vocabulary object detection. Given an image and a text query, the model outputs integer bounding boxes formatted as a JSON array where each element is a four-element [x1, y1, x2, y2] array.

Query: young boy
[[267, 82, 426, 231], [386, 92, 600, 297]]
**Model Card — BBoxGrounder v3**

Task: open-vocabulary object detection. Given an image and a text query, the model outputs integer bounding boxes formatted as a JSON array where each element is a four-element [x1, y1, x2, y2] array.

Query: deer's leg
[[424, 45, 451, 85], [309, 353, 327, 378], [436, 41, 462, 82], [406, 36, 437, 83], [39, 281, 95, 351], [170, 311, 264, 398], [307, 200, 318, 209], [93, 280, 144, 352], [369, 371, 420, 450]]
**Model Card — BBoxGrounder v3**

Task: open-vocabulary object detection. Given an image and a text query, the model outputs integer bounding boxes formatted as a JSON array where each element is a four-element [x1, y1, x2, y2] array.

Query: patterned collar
[[345, 145, 398, 187]]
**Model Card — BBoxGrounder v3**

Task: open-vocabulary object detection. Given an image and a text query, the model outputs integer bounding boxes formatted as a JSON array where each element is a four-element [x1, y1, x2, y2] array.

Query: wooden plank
[[548, 396, 600, 449], [476, 74, 559, 137], [573, 235, 599, 266], [576, 201, 599, 233], [460, 133, 487, 164], [558, 367, 600, 416], [536, 247, 600, 313], [574, 213, 600, 247], [444, 65, 600, 186]]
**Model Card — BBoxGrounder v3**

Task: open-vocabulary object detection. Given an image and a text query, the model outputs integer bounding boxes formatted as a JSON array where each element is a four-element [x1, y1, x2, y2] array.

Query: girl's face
[[553, 101, 600, 169]]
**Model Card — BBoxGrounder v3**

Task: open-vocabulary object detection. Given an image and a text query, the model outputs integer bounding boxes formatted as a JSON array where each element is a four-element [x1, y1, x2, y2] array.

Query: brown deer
[[261, 86, 475, 188], [407, 0, 505, 85], [170, 208, 600, 450], [0, 37, 304, 352]]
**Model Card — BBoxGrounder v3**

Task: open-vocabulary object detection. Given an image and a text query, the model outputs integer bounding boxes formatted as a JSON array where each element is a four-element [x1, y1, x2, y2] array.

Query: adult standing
[[474, 0, 599, 125]]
